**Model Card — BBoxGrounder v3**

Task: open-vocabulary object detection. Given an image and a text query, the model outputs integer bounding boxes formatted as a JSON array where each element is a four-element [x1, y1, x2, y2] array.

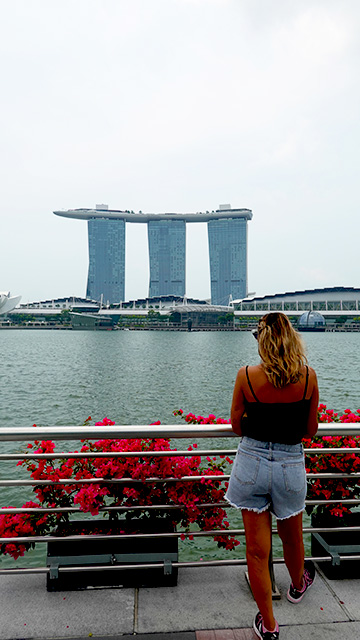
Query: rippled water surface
[[1, 330, 359, 426], [0, 330, 359, 568]]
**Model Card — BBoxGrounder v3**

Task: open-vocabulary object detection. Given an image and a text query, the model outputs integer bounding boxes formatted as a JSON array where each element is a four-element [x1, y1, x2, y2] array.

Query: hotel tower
[[54, 205, 252, 306]]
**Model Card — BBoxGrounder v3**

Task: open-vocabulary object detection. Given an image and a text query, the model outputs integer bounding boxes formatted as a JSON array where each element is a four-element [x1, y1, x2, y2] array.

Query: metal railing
[[1, 424, 360, 581]]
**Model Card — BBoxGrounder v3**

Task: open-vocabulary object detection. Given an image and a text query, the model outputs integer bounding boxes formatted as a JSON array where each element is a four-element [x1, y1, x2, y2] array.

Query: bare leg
[[277, 512, 304, 590], [242, 509, 276, 631]]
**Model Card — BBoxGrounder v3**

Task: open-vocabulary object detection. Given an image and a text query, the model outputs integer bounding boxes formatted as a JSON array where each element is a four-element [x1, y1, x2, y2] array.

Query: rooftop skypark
[[53, 204, 253, 306]]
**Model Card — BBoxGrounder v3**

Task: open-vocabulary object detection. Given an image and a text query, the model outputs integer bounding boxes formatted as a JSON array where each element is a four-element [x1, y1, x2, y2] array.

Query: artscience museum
[[0, 292, 22, 315]]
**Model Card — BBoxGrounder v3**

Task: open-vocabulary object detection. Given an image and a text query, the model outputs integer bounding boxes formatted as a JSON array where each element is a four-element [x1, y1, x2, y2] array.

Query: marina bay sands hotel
[[54, 205, 252, 306]]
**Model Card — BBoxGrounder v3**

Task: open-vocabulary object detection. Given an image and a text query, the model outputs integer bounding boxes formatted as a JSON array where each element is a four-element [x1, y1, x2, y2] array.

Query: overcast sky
[[1, 0, 359, 304]]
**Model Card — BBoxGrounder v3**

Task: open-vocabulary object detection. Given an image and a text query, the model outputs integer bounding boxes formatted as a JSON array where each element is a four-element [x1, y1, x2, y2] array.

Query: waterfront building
[[99, 295, 234, 329], [12, 297, 100, 318], [232, 287, 360, 331], [86, 208, 125, 304], [0, 291, 22, 315], [298, 310, 326, 331], [208, 212, 248, 306], [233, 287, 360, 313], [148, 219, 185, 297], [53, 205, 252, 304]]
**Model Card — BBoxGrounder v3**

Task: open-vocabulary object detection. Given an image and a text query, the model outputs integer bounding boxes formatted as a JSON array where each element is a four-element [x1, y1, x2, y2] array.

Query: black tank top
[[241, 366, 310, 445]]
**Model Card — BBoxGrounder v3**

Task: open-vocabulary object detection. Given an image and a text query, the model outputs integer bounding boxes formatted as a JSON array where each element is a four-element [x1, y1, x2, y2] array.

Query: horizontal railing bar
[[2, 470, 360, 488], [0, 425, 235, 441], [306, 473, 360, 478], [304, 448, 360, 453], [1, 424, 360, 442], [52, 555, 360, 571], [0, 502, 228, 514], [2, 447, 360, 461], [0, 474, 229, 487], [0, 568, 50, 575], [0, 450, 237, 460], [305, 498, 360, 505], [2, 525, 360, 545], [316, 426, 360, 436], [2, 499, 360, 514], [0, 528, 244, 544], [65, 554, 360, 569], [1, 554, 359, 576], [302, 526, 360, 533]]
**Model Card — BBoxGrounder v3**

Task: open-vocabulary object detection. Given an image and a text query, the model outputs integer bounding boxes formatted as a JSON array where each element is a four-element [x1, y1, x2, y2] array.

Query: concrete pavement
[[1, 563, 360, 639]]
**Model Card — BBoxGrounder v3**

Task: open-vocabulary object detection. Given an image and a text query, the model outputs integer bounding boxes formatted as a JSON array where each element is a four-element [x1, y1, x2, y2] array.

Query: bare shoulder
[[246, 364, 264, 379], [302, 366, 319, 399], [308, 366, 318, 385], [235, 366, 246, 382], [236, 364, 261, 378], [235, 364, 264, 392], [306, 366, 318, 380]]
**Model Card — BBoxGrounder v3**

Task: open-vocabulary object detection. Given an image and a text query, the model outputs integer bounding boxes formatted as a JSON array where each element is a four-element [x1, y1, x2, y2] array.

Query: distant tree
[[8, 313, 36, 325], [218, 314, 233, 325], [60, 310, 71, 324], [169, 311, 181, 324]]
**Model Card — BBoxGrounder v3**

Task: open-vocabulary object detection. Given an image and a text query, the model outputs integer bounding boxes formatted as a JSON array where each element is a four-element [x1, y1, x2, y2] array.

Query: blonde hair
[[257, 312, 307, 388]]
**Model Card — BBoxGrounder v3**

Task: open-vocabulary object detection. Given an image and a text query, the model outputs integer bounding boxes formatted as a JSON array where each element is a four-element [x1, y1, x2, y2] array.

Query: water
[[1, 330, 359, 427], [0, 330, 359, 568]]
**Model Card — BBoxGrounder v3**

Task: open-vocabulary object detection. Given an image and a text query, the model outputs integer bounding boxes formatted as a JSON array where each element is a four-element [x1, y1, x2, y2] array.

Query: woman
[[226, 312, 319, 640]]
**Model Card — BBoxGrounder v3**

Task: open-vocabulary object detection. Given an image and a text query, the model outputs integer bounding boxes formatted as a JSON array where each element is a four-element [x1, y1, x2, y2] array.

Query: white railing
[[1, 424, 360, 580]]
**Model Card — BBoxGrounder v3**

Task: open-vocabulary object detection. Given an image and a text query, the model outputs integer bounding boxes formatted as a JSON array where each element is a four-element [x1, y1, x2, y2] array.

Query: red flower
[[3, 409, 255, 560]]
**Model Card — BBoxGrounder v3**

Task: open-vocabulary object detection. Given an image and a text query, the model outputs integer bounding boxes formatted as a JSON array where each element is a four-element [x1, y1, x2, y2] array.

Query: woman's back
[[242, 364, 313, 404], [240, 364, 313, 444], [230, 313, 319, 441]]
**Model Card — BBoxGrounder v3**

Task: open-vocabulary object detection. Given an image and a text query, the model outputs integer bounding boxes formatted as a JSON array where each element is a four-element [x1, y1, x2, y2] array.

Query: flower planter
[[1, 413, 239, 572], [46, 518, 178, 591], [311, 513, 360, 579]]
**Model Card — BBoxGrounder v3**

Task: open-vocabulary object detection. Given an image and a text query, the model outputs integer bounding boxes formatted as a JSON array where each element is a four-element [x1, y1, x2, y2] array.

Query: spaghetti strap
[[245, 366, 261, 402], [302, 365, 309, 400]]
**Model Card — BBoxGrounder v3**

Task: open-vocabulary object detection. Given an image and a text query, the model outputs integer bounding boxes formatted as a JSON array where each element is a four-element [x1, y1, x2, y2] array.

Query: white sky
[[1, 0, 359, 303]]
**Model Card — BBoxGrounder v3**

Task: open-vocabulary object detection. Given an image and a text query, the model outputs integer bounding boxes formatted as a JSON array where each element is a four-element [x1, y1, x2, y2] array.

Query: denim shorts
[[225, 437, 307, 520]]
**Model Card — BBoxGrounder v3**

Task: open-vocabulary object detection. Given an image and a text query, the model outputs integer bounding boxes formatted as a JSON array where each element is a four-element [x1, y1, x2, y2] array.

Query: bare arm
[[230, 368, 247, 436], [305, 368, 319, 437]]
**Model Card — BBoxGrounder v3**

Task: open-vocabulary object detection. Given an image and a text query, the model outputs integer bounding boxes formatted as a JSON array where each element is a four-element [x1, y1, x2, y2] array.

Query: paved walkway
[[1, 563, 360, 640]]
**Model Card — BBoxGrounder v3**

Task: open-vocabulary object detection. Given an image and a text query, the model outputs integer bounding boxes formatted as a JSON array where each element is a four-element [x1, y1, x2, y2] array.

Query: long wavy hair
[[257, 312, 307, 388]]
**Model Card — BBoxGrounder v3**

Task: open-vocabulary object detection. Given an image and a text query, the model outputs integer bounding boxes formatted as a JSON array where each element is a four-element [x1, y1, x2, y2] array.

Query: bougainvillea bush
[[304, 405, 360, 524], [182, 406, 360, 525], [2, 406, 360, 560], [0, 413, 239, 560]]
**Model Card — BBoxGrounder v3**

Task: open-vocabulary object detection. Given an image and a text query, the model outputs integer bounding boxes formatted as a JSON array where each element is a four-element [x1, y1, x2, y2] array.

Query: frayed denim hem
[[225, 495, 305, 520], [273, 506, 305, 521], [225, 495, 270, 514]]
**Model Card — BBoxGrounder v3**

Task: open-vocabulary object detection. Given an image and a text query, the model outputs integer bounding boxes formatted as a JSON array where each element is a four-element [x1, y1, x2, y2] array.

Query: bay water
[[1, 330, 359, 568]]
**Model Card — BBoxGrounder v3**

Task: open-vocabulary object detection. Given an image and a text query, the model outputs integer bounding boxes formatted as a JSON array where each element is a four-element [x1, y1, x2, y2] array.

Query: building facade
[[233, 287, 360, 313], [148, 219, 185, 297], [0, 291, 22, 315], [54, 205, 252, 305], [86, 218, 125, 304], [231, 287, 360, 331], [208, 216, 248, 306]]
